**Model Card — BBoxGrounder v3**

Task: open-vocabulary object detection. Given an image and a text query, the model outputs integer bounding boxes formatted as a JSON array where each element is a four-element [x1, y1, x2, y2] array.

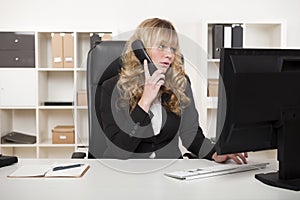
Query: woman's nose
[[164, 49, 174, 58]]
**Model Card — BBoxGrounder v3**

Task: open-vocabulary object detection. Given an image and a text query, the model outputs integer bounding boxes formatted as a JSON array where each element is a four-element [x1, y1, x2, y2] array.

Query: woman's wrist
[[138, 99, 151, 112]]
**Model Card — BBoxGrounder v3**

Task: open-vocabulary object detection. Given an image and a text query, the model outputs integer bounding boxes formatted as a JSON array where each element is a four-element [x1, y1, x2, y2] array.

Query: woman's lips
[[160, 62, 170, 67]]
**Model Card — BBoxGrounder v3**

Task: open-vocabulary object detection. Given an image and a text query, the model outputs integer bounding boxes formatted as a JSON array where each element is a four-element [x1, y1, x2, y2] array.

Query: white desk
[[0, 158, 299, 200]]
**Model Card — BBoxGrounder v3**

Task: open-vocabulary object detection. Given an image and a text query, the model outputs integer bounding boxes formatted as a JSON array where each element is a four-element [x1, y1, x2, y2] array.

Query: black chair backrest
[[87, 41, 126, 158]]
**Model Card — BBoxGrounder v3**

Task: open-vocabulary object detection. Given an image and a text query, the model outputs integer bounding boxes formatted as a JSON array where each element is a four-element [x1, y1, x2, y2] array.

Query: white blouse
[[149, 98, 162, 158]]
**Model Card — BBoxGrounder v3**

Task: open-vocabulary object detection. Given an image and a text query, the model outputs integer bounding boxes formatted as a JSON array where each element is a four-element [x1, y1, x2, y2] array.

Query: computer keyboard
[[164, 161, 269, 180]]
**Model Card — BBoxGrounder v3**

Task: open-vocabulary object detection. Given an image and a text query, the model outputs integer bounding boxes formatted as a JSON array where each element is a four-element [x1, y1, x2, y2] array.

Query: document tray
[[1, 131, 36, 144]]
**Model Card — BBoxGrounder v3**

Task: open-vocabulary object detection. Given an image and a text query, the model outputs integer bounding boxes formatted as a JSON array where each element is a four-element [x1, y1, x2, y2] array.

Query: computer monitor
[[215, 48, 300, 191]]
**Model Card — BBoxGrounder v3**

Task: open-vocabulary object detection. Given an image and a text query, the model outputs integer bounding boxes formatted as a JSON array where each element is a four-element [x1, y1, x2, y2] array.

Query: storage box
[[52, 125, 74, 144], [0, 50, 35, 67], [51, 33, 64, 68], [63, 33, 74, 68], [77, 90, 87, 106], [0, 32, 35, 68], [208, 79, 219, 97], [101, 33, 112, 41], [0, 32, 35, 50]]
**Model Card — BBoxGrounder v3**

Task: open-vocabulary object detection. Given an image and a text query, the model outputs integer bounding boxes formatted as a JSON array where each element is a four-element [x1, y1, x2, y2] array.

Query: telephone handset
[[132, 40, 157, 75]]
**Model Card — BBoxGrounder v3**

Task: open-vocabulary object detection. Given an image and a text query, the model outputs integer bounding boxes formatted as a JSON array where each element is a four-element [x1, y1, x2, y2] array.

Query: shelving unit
[[0, 31, 113, 158], [199, 20, 286, 139], [0, 22, 287, 158]]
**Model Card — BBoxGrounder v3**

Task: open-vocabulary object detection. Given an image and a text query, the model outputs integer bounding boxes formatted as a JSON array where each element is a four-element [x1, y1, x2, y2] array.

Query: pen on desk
[[52, 164, 84, 171]]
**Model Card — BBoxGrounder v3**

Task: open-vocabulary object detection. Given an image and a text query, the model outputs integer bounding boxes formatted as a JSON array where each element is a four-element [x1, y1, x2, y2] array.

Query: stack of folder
[[51, 33, 74, 68], [1, 131, 36, 144], [212, 24, 243, 59]]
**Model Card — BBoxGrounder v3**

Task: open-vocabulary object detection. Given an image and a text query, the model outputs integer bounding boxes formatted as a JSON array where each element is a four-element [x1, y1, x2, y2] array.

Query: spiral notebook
[[8, 163, 89, 178]]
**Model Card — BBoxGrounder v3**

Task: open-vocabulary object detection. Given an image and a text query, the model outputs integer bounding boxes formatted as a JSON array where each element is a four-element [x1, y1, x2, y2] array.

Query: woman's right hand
[[138, 60, 165, 112], [212, 152, 248, 164]]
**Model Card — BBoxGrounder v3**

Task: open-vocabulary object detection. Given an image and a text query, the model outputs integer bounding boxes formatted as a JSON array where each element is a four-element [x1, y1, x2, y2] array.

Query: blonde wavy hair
[[117, 18, 190, 115]]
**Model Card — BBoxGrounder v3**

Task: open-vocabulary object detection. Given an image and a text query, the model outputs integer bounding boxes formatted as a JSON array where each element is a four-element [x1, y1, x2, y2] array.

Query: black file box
[[212, 24, 224, 59], [232, 25, 243, 48], [0, 32, 35, 68]]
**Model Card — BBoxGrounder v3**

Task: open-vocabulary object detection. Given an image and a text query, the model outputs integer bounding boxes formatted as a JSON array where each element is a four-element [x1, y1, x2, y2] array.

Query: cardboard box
[[77, 90, 87, 106], [63, 33, 74, 68], [52, 125, 74, 144], [101, 33, 112, 41], [208, 79, 219, 97], [51, 33, 64, 68]]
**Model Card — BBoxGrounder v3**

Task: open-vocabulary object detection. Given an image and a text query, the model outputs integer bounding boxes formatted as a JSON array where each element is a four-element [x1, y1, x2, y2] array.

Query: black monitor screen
[[216, 48, 300, 191]]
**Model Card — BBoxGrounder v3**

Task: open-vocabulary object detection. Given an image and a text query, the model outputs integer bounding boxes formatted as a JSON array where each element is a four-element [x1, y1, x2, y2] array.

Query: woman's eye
[[157, 44, 176, 54], [159, 44, 166, 49]]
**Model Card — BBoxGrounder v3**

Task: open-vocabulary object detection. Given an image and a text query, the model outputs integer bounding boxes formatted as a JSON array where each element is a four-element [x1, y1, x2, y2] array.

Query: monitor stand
[[255, 107, 300, 191], [255, 172, 300, 191]]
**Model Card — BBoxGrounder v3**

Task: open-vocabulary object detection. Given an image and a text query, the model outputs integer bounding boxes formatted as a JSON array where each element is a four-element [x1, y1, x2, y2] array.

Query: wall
[[1, 0, 298, 158], [0, 0, 299, 47], [1, 0, 299, 97]]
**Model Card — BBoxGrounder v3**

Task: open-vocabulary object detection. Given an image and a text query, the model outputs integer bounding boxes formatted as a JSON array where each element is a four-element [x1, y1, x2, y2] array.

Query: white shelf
[[38, 139, 76, 147], [38, 106, 74, 109], [0, 30, 113, 158], [38, 68, 75, 71], [1, 144, 37, 147], [0, 107, 36, 109], [76, 138, 89, 147], [75, 68, 87, 72], [200, 20, 286, 138]]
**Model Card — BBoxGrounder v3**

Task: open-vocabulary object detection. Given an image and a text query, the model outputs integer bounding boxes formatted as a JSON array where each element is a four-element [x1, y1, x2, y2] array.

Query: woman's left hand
[[138, 60, 165, 112], [212, 152, 248, 164]]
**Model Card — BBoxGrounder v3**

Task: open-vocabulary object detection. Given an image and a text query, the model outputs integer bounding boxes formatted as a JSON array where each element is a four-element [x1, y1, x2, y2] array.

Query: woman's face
[[149, 43, 176, 74]]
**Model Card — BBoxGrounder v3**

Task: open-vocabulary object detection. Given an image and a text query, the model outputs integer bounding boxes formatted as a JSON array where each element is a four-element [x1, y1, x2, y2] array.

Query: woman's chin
[[158, 66, 170, 74]]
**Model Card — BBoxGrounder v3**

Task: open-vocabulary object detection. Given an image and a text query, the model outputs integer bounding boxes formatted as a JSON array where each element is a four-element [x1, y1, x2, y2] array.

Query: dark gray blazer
[[97, 75, 215, 159]]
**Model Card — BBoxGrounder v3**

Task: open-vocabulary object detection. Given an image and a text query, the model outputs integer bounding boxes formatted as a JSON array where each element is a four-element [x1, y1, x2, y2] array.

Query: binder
[[1, 131, 36, 144], [212, 24, 223, 59], [51, 33, 64, 68], [223, 25, 232, 48], [63, 33, 74, 68], [212, 24, 243, 59], [232, 24, 243, 47]]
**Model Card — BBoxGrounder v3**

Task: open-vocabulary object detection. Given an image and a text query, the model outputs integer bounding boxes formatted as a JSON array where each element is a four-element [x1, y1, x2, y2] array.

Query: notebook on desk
[[8, 162, 90, 178], [164, 161, 269, 180]]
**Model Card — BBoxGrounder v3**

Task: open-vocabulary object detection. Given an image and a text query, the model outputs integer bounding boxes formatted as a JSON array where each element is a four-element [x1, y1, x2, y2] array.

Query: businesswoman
[[98, 18, 247, 163]]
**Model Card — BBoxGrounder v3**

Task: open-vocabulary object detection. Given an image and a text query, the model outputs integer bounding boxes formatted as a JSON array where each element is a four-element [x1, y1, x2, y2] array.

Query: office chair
[[71, 40, 126, 159], [72, 40, 197, 159], [85, 40, 126, 158]]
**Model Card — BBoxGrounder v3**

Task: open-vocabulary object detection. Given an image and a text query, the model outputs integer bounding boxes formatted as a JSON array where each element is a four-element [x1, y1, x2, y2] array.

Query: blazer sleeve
[[179, 81, 215, 160], [99, 77, 154, 159]]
